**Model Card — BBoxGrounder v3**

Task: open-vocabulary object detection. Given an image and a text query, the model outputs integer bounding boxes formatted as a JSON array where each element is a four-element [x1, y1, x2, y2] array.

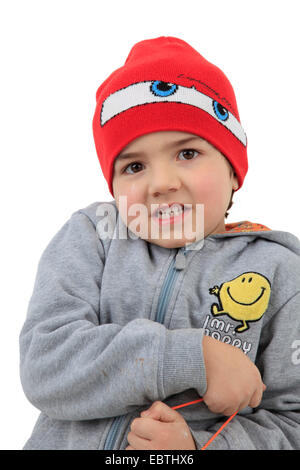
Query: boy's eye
[[123, 162, 144, 174], [178, 149, 199, 160]]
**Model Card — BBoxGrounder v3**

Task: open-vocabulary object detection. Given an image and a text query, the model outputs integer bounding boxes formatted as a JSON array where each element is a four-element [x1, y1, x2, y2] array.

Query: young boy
[[19, 36, 300, 450]]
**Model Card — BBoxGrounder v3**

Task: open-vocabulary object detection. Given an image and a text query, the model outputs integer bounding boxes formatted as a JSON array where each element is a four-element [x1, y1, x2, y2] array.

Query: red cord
[[172, 398, 204, 410], [171, 398, 237, 450]]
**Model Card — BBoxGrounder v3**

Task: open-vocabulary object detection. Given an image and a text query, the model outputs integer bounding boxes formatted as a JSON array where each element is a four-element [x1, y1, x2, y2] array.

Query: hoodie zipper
[[102, 246, 187, 450], [155, 247, 187, 322]]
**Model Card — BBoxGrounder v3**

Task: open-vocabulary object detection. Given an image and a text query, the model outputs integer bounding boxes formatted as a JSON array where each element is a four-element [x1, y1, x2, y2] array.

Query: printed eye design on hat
[[100, 80, 247, 146], [212, 101, 229, 121], [151, 80, 178, 97]]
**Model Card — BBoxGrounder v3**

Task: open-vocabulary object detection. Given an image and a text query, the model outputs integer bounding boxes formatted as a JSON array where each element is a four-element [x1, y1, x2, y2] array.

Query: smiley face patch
[[209, 272, 271, 333]]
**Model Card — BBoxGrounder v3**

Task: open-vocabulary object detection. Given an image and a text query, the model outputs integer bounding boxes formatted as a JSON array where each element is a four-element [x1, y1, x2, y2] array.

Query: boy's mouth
[[151, 203, 191, 219]]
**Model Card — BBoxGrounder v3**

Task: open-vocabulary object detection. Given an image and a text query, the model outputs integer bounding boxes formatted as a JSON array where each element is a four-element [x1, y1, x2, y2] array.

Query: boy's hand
[[125, 401, 196, 450], [202, 335, 266, 416]]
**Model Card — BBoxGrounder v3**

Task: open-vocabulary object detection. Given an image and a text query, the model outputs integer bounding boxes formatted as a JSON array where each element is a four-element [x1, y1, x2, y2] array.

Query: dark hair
[[225, 189, 234, 219]]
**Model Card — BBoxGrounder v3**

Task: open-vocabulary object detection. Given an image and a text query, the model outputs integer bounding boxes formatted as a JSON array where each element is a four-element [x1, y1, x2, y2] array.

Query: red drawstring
[[171, 398, 204, 411], [171, 398, 237, 450]]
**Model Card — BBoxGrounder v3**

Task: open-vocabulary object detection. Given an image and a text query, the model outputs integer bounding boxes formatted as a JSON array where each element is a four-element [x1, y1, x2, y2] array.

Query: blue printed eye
[[151, 81, 178, 97], [212, 100, 229, 121]]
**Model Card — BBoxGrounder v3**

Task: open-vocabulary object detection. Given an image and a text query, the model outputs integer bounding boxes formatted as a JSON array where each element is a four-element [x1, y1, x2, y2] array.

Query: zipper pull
[[175, 247, 187, 270]]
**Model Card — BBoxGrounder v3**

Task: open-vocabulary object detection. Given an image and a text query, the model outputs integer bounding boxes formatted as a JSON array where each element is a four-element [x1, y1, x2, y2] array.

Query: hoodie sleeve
[[190, 290, 300, 450], [19, 211, 207, 421]]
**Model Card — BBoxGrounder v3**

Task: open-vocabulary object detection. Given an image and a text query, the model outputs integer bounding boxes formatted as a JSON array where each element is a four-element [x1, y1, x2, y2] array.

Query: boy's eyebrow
[[115, 136, 204, 162]]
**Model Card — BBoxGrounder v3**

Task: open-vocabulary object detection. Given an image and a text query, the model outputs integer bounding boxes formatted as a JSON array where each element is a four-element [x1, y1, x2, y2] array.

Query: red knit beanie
[[93, 36, 248, 197]]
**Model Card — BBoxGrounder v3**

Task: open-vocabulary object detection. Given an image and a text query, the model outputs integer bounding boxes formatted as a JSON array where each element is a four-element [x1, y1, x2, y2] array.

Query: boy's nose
[[148, 168, 181, 196]]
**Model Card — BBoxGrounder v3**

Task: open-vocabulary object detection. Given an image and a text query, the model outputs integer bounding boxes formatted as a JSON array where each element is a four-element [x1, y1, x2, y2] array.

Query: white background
[[1, 0, 299, 449]]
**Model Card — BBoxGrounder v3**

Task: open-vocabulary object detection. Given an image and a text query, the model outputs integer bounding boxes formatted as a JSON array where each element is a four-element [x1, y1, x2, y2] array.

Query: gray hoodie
[[19, 201, 300, 450]]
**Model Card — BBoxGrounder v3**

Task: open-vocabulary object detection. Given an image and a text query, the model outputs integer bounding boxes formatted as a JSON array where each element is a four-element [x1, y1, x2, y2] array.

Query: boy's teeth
[[158, 205, 183, 217]]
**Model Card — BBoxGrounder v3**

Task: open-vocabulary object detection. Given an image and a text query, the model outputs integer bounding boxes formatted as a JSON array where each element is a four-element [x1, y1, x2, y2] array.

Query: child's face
[[112, 131, 238, 249]]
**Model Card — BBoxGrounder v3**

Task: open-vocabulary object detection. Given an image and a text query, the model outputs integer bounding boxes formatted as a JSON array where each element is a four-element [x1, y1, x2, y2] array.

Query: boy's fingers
[[127, 430, 152, 450], [222, 406, 238, 417], [223, 385, 264, 416], [249, 386, 263, 409], [141, 401, 181, 423]]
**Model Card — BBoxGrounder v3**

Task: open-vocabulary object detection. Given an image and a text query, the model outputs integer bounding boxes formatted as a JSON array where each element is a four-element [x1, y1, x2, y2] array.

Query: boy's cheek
[[114, 181, 141, 209]]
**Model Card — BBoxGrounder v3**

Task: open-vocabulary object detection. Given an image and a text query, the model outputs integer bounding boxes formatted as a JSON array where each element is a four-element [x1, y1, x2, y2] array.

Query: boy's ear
[[232, 172, 239, 191]]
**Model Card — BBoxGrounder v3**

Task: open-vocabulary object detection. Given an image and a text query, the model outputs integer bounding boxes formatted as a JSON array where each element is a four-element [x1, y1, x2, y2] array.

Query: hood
[[210, 220, 300, 257], [173, 219, 300, 271]]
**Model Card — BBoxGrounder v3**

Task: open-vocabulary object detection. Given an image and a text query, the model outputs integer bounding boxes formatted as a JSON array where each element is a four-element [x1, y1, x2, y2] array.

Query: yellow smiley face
[[210, 272, 271, 332]]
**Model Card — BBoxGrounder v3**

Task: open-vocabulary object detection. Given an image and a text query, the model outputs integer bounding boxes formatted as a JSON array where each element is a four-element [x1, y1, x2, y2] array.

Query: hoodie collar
[[221, 221, 271, 233]]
